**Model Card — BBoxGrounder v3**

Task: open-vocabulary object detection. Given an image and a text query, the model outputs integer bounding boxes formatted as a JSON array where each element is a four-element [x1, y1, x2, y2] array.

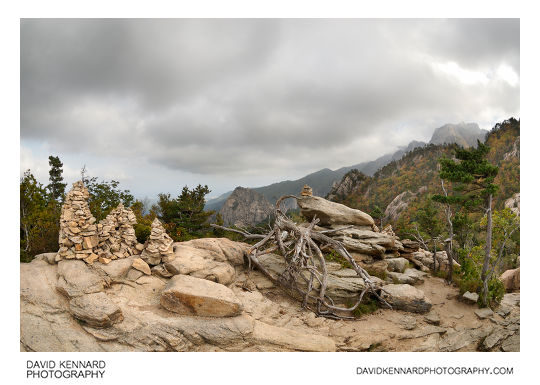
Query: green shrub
[[454, 247, 505, 307], [483, 278, 505, 308], [134, 223, 151, 244], [352, 296, 380, 317], [324, 249, 352, 269], [454, 248, 482, 295]]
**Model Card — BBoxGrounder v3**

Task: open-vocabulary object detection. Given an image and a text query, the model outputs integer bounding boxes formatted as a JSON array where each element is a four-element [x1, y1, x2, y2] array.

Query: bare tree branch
[[215, 195, 392, 319]]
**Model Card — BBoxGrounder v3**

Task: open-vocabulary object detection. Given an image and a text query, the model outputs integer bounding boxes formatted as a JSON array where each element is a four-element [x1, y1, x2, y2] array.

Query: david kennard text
[[26, 360, 106, 379]]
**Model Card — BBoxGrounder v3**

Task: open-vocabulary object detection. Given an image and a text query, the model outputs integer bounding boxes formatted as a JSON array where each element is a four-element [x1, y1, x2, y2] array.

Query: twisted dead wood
[[211, 195, 392, 319]]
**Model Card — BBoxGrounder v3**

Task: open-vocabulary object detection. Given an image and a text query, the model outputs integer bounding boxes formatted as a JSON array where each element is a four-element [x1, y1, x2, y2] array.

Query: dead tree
[[212, 195, 392, 319]]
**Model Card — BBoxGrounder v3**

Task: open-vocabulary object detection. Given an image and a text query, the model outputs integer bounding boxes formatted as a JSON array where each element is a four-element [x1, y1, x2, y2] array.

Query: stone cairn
[[57, 181, 145, 265], [381, 224, 396, 236], [57, 181, 99, 263], [140, 218, 174, 266], [301, 184, 313, 197], [97, 203, 141, 264]]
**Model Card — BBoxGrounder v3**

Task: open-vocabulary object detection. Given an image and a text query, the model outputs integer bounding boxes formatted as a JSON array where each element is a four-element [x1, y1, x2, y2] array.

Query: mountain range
[[205, 122, 488, 215]]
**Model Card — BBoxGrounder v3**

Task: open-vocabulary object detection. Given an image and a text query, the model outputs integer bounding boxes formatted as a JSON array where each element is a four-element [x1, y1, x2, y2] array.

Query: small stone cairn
[[57, 181, 99, 263], [140, 218, 174, 265], [381, 224, 396, 236], [301, 184, 313, 197], [97, 203, 140, 264]]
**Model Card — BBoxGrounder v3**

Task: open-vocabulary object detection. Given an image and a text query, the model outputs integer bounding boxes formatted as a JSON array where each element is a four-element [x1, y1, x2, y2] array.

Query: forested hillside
[[329, 118, 520, 228]]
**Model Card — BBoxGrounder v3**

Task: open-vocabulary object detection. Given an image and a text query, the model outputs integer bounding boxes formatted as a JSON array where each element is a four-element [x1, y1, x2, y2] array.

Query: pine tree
[[369, 205, 384, 228], [433, 141, 499, 306], [47, 155, 67, 202], [155, 185, 214, 241]]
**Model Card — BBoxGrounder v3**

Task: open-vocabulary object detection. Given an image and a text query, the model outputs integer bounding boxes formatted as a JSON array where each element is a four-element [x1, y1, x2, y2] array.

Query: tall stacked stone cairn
[[97, 203, 140, 264], [140, 218, 174, 266], [57, 181, 99, 263]]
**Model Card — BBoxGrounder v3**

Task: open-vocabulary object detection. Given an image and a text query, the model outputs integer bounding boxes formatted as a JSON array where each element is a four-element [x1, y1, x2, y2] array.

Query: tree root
[[211, 195, 392, 319]]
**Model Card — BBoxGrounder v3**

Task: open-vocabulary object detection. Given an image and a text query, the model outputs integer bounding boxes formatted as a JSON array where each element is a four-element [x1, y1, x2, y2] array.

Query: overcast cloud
[[20, 19, 520, 198]]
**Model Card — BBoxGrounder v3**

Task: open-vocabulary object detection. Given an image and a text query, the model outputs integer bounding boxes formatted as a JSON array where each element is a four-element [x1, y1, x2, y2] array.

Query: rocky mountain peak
[[218, 187, 274, 227], [429, 122, 487, 148]]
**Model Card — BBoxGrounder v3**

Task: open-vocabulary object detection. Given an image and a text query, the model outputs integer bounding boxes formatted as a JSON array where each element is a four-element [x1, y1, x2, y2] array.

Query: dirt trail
[[235, 271, 519, 352]]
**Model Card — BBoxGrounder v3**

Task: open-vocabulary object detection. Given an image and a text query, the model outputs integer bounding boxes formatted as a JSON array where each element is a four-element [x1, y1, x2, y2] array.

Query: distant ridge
[[205, 122, 487, 215]]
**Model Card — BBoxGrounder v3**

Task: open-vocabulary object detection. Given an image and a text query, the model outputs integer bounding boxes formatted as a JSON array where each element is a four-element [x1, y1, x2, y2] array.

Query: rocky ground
[[20, 238, 519, 352], [232, 268, 519, 352]]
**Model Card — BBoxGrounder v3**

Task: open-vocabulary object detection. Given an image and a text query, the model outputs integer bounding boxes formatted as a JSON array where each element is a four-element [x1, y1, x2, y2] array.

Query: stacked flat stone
[[401, 239, 420, 256], [381, 224, 396, 237], [140, 218, 174, 265], [301, 184, 313, 197], [57, 181, 99, 263], [97, 203, 139, 263]]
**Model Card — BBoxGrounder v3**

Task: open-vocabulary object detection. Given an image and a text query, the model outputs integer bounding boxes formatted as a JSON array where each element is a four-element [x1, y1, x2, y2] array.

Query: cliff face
[[327, 169, 369, 201], [219, 187, 274, 227]]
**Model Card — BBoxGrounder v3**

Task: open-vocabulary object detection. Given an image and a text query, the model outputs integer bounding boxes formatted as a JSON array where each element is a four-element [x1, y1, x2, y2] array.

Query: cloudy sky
[[20, 19, 520, 199]]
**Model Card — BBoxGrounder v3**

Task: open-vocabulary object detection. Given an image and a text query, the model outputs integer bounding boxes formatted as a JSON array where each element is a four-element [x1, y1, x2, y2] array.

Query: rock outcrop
[[296, 189, 426, 291], [384, 190, 417, 223], [161, 274, 243, 317], [20, 249, 337, 352], [21, 241, 520, 352], [132, 258, 151, 275], [410, 249, 459, 271], [386, 257, 408, 273], [504, 193, 520, 216], [297, 195, 374, 227], [56, 259, 109, 298], [255, 253, 384, 301], [164, 238, 248, 285], [68, 292, 123, 328], [381, 284, 432, 313], [503, 136, 520, 160], [328, 225, 403, 258], [500, 267, 520, 292], [326, 169, 368, 201], [462, 291, 479, 304], [219, 187, 274, 227], [383, 186, 427, 223]]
